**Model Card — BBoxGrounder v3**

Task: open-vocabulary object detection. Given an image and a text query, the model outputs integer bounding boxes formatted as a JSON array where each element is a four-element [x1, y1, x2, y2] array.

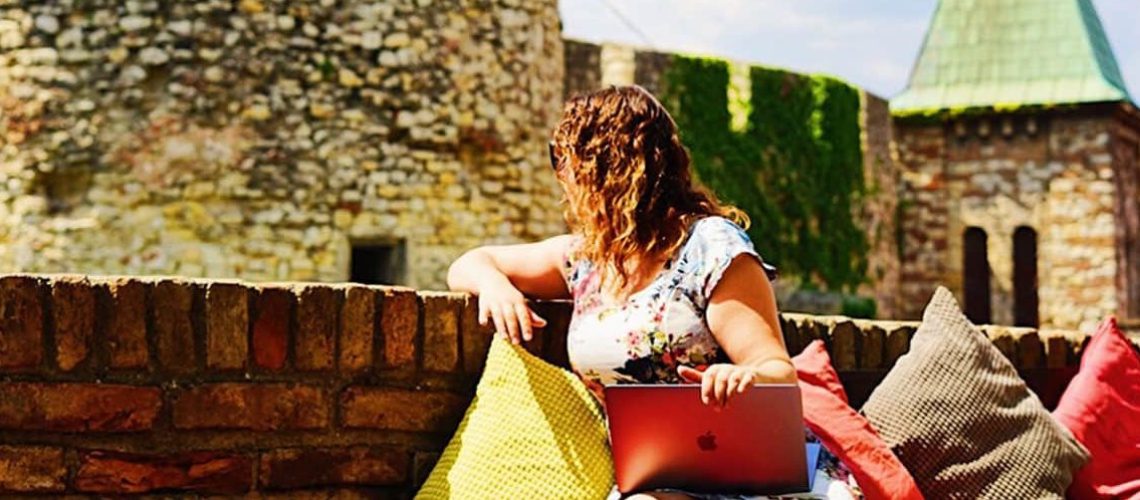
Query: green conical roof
[[892, 0, 1132, 114]]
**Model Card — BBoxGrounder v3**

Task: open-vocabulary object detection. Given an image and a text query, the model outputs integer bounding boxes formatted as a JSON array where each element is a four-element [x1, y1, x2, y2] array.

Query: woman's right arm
[[446, 234, 574, 345]]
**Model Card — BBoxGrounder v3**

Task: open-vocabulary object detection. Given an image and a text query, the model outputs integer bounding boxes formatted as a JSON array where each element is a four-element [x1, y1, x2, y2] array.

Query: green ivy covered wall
[[657, 56, 870, 294]]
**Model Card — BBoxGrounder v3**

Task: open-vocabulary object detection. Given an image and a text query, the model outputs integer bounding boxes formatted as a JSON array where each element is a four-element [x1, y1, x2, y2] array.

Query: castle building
[[892, 0, 1140, 330], [0, 1, 566, 290], [3, 0, 1138, 331]]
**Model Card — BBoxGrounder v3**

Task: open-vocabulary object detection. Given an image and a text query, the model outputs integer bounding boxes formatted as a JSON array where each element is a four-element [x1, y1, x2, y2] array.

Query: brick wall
[[0, 274, 1091, 497]]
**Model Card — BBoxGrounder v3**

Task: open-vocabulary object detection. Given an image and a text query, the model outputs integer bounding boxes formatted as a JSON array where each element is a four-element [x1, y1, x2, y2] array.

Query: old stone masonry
[[0, 0, 567, 289], [5, 0, 1140, 331]]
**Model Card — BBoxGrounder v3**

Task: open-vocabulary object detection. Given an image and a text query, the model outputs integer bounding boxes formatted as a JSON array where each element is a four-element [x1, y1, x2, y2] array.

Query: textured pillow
[[861, 287, 1089, 498], [794, 339, 850, 403], [793, 341, 924, 500], [1052, 317, 1140, 499], [416, 337, 614, 499]]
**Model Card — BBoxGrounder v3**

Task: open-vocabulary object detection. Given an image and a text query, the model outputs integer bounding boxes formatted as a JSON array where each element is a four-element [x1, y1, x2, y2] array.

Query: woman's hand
[[478, 280, 547, 345], [446, 235, 573, 345], [677, 364, 757, 408]]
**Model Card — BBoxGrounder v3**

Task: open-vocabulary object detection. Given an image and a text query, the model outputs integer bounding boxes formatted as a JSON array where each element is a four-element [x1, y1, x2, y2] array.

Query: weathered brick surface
[[530, 300, 572, 368], [780, 315, 802, 354], [0, 383, 160, 432], [206, 282, 249, 370], [253, 286, 293, 371], [380, 288, 418, 368], [0, 275, 44, 370], [340, 286, 378, 373], [259, 447, 408, 489], [152, 279, 196, 374], [50, 276, 94, 371], [1044, 331, 1077, 368], [521, 301, 547, 358], [829, 319, 859, 371], [883, 322, 917, 365], [0, 267, 1107, 496], [857, 320, 886, 370], [789, 314, 824, 349], [172, 383, 328, 430], [984, 325, 1018, 363], [460, 295, 495, 374], [0, 446, 65, 493], [247, 488, 380, 499], [295, 285, 339, 371], [98, 278, 149, 369], [74, 450, 253, 494], [1015, 328, 1045, 369], [412, 451, 442, 490], [422, 292, 462, 372], [341, 387, 467, 432]]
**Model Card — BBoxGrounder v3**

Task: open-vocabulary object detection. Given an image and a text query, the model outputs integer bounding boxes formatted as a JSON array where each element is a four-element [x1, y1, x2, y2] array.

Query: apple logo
[[697, 431, 717, 451]]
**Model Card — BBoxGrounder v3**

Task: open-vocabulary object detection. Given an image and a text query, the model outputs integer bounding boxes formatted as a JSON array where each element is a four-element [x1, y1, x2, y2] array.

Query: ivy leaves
[[661, 57, 868, 292]]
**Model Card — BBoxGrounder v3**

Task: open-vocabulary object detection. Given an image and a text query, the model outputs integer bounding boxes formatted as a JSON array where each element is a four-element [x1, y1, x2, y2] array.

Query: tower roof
[[892, 0, 1131, 114]]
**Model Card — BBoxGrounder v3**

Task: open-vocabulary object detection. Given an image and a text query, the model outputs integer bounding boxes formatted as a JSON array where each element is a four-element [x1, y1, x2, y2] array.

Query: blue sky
[[560, 0, 1140, 99]]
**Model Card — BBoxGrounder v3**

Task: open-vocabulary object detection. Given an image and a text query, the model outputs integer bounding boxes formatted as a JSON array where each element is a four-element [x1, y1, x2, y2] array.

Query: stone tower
[[892, 0, 1140, 330], [0, 1, 565, 289]]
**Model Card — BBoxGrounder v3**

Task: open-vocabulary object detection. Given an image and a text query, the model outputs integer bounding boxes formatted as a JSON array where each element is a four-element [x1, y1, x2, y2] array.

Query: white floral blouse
[[562, 216, 863, 499], [562, 216, 777, 400]]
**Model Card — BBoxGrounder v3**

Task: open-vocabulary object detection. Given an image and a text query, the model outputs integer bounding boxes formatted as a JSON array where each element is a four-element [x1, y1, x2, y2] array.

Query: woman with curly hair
[[447, 85, 859, 499]]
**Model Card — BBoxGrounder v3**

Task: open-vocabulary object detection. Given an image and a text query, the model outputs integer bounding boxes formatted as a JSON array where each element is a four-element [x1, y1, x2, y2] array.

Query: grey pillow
[[861, 287, 1088, 499]]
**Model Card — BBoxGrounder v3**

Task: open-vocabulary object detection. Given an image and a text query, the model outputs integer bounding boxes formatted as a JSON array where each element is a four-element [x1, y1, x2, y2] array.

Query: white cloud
[[561, 0, 1137, 98]]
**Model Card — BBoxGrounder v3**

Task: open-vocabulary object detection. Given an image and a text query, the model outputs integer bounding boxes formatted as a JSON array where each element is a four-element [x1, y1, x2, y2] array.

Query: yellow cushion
[[416, 337, 614, 499]]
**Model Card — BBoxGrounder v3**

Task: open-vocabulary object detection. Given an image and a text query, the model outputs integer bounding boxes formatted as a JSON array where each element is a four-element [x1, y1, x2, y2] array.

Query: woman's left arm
[[677, 254, 796, 407]]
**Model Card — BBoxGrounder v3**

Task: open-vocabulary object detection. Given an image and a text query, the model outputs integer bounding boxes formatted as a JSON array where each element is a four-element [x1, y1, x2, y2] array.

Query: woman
[[447, 86, 859, 499]]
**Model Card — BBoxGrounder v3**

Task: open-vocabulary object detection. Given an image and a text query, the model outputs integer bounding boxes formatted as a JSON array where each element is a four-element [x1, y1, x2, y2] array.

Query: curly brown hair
[[551, 85, 748, 297]]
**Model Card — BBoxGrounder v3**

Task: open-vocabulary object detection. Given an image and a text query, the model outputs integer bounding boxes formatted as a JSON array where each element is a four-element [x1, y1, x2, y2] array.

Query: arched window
[[963, 227, 992, 324], [1013, 226, 1039, 327]]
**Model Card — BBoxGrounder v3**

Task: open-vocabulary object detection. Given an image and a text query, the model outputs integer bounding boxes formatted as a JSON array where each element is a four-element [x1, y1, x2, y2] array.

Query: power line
[[596, 0, 656, 48]]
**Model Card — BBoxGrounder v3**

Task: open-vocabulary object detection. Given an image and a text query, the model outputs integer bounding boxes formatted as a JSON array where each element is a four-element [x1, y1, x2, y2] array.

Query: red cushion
[[1052, 317, 1140, 500], [793, 341, 923, 500], [793, 340, 849, 405]]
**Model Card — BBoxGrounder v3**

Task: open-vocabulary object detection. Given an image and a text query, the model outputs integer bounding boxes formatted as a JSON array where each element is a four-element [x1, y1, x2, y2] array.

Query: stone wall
[[857, 93, 901, 318], [1110, 107, 1140, 320], [2, 14, 900, 306], [564, 40, 902, 318], [0, 273, 1093, 496], [563, 39, 600, 100], [895, 107, 1140, 330], [0, 0, 566, 289]]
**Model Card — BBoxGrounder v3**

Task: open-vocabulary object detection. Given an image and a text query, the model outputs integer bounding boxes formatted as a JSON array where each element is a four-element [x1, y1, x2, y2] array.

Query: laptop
[[603, 384, 818, 496]]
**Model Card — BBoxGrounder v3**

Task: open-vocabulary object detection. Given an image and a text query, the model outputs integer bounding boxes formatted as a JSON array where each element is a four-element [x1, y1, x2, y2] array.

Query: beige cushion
[[861, 287, 1088, 498]]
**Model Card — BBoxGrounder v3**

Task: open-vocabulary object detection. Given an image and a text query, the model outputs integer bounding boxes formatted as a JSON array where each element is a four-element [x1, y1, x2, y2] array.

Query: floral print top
[[564, 216, 864, 499], [562, 216, 777, 402]]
